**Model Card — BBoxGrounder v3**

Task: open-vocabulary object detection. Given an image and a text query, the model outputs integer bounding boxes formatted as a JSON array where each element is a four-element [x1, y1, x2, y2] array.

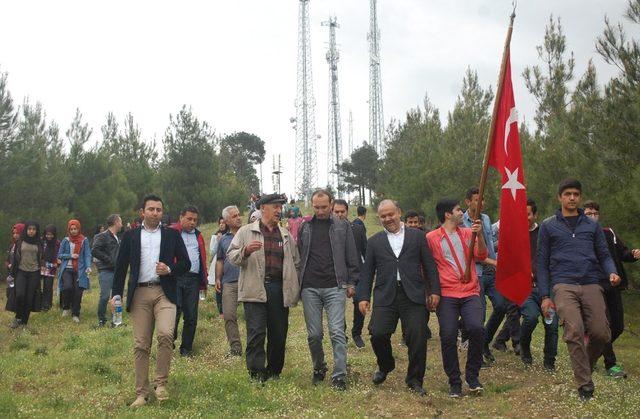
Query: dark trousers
[[437, 295, 483, 386], [601, 286, 624, 369], [62, 269, 84, 317], [215, 290, 223, 314], [519, 288, 558, 362], [495, 302, 521, 346], [368, 283, 427, 386], [352, 300, 365, 337], [243, 281, 289, 376], [41, 275, 54, 311], [15, 270, 40, 324], [174, 274, 201, 352]]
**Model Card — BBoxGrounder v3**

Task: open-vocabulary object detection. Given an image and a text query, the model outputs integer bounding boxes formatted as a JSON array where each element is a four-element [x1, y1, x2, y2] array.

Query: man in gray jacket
[[297, 189, 360, 390], [92, 214, 122, 327]]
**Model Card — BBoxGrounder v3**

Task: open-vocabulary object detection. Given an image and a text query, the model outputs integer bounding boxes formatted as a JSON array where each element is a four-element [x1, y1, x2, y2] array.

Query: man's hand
[[346, 287, 355, 298], [541, 297, 553, 317], [632, 249, 640, 260], [71, 254, 79, 260], [244, 240, 263, 256], [427, 294, 440, 311], [156, 262, 171, 276], [610, 273, 621, 287], [471, 219, 483, 234], [482, 258, 497, 267], [215, 279, 222, 293], [358, 301, 370, 316], [86, 268, 92, 275]]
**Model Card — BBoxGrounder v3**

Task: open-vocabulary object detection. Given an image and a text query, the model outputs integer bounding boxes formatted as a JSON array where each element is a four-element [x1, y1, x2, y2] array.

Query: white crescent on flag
[[504, 107, 518, 155]]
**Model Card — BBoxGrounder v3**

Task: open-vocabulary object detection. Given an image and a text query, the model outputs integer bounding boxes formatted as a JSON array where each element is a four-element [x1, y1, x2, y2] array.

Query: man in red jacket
[[171, 205, 209, 357]]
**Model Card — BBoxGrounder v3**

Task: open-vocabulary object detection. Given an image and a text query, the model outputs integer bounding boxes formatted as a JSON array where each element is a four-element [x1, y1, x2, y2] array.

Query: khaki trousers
[[130, 285, 177, 398], [222, 282, 242, 352], [553, 283, 611, 388]]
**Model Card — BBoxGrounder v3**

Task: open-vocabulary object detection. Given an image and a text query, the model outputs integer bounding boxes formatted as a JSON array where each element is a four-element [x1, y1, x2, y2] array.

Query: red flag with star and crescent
[[488, 48, 531, 305]]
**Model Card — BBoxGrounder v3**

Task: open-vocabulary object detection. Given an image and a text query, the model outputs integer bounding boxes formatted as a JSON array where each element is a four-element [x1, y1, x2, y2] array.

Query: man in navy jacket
[[111, 194, 190, 407], [537, 179, 620, 401]]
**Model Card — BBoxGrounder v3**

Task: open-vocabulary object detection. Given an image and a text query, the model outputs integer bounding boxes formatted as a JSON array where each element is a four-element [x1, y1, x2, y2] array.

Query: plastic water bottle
[[544, 307, 556, 325], [199, 289, 206, 301], [113, 296, 123, 326]]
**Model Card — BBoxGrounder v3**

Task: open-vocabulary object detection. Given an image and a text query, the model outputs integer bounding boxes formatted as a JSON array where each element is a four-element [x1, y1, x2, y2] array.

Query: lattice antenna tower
[[294, 0, 318, 200], [322, 16, 342, 196], [272, 154, 282, 194], [368, 0, 385, 155]]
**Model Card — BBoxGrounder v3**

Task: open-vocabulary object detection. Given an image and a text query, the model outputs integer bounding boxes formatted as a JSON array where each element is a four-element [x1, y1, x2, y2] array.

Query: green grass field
[[1, 218, 640, 417]]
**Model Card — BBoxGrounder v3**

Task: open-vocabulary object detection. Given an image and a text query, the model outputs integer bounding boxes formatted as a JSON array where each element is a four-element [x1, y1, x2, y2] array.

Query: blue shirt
[[181, 230, 201, 275], [462, 211, 496, 276], [217, 232, 239, 284]]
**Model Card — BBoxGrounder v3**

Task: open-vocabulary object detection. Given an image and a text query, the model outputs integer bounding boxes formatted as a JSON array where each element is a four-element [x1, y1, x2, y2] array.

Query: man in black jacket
[[110, 194, 190, 408], [332, 199, 368, 349], [92, 214, 122, 327], [584, 200, 640, 379], [356, 199, 440, 396]]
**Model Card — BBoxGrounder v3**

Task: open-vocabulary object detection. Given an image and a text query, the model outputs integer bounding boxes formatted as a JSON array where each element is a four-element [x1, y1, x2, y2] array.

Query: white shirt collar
[[384, 222, 405, 236], [142, 221, 160, 233]]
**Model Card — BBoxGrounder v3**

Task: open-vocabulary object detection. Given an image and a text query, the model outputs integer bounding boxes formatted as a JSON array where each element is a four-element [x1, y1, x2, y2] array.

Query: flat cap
[[256, 193, 287, 207]]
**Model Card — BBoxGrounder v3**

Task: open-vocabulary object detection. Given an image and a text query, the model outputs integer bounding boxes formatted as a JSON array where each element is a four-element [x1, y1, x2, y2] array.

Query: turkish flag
[[487, 49, 531, 305]]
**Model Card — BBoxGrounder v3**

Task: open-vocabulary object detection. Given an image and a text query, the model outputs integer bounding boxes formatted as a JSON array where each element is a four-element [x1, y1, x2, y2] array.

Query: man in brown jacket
[[227, 193, 300, 382]]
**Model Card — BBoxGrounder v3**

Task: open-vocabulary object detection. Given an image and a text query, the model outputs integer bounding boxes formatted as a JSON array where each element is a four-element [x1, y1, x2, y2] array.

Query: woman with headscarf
[[9, 221, 43, 329], [57, 219, 92, 323], [5, 223, 25, 272], [41, 225, 60, 311]]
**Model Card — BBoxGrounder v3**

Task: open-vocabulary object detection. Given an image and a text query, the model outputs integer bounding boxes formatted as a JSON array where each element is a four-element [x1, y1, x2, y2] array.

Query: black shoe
[[521, 355, 533, 366], [230, 347, 242, 357], [353, 335, 365, 349], [179, 348, 193, 357], [312, 368, 327, 385], [407, 383, 426, 396], [331, 377, 347, 391], [250, 370, 267, 383], [266, 371, 280, 381], [10, 318, 22, 329], [449, 384, 462, 398], [372, 370, 388, 385], [543, 359, 556, 372], [98, 320, 106, 328], [468, 380, 484, 394], [483, 345, 496, 363], [492, 341, 508, 352], [578, 384, 594, 401]]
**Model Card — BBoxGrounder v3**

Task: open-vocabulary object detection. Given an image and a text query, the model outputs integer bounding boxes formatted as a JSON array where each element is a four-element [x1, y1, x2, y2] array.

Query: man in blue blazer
[[111, 194, 190, 408]]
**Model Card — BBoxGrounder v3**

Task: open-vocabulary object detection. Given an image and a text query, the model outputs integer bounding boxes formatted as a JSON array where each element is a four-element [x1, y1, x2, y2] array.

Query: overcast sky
[[0, 0, 633, 197]]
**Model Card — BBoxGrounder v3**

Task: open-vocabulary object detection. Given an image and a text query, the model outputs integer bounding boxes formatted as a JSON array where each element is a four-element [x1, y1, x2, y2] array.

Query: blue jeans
[[301, 287, 347, 379], [97, 270, 115, 322], [481, 271, 508, 344], [520, 288, 558, 362]]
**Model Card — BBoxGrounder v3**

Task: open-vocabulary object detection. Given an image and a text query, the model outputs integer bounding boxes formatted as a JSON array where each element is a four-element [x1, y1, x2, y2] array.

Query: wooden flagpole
[[462, 9, 516, 283]]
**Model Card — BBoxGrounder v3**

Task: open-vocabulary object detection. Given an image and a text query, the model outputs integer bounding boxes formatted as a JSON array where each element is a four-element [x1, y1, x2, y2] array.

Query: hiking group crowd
[[4, 177, 639, 407]]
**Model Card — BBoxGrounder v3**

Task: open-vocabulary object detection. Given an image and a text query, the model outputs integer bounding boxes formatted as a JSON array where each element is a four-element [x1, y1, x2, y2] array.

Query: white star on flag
[[502, 167, 526, 200]]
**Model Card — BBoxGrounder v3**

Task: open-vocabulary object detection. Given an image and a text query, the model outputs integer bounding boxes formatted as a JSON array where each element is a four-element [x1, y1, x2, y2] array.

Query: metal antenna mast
[[272, 154, 282, 194], [348, 110, 353, 156], [368, 0, 385, 155], [322, 16, 342, 196], [294, 0, 318, 200]]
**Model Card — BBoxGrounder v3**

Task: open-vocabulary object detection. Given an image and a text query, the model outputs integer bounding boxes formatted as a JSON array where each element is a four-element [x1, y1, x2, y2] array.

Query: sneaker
[[483, 345, 495, 363], [62, 309, 70, 317], [353, 335, 365, 349], [543, 360, 556, 372], [468, 380, 484, 394], [606, 365, 627, 379], [491, 341, 508, 352], [578, 384, 594, 401], [129, 396, 148, 408], [98, 320, 106, 328], [9, 318, 22, 329], [331, 377, 347, 391], [72, 316, 80, 323], [312, 368, 327, 385], [155, 385, 169, 401], [449, 384, 462, 398]]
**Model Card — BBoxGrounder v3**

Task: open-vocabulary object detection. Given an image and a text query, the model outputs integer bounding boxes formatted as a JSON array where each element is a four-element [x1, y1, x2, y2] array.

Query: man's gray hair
[[106, 214, 121, 227], [222, 205, 239, 220], [377, 199, 401, 212]]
